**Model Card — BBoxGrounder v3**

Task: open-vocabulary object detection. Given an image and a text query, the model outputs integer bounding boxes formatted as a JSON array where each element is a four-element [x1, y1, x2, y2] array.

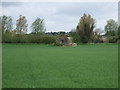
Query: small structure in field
[[56, 37, 77, 46], [101, 36, 108, 43]]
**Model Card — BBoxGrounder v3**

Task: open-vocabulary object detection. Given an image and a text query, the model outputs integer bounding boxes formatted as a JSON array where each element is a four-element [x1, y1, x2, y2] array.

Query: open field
[[0, 44, 2, 89], [2, 44, 118, 88]]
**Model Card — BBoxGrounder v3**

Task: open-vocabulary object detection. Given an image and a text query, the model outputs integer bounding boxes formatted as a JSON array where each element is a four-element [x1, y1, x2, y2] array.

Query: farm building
[[56, 37, 72, 44], [56, 37, 77, 46]]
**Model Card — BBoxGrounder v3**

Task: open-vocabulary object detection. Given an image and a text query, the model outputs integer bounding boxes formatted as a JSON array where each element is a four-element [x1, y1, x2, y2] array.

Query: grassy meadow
[[2, 44, 118, 88], [0, 44, 2, 89]]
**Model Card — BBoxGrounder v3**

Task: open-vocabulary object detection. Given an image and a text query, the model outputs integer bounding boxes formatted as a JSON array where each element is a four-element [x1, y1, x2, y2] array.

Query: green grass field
[[0, 44, 2, 89], [2, 44, 118, 88]]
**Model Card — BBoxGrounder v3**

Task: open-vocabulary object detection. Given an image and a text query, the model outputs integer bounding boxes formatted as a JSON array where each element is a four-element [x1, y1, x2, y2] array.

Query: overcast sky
[[1, 2, 118, 32]]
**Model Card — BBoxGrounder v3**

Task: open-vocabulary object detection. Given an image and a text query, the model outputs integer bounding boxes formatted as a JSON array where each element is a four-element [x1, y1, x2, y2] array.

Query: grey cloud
[[1, 2, 118, 32], [55, 2, 117, 18], [2, 2, 23, 7]]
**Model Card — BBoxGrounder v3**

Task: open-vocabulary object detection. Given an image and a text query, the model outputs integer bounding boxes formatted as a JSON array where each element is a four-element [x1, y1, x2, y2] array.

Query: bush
[[11, 34, 28, 43], [41, 35, 56, 44], [108, 36, 118, 43], [25, 34, 56, 44], [54, 43, 63, 46], [70, 32, 81, 44], [2, 31, 12, 43]]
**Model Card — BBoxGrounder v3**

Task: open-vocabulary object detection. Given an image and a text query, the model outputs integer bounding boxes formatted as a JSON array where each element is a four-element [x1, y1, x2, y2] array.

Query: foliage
[[3, 32, 56, 44], [92, 35, 103, 43], [16, 15, 28, 34], [54, 43, 64, 46], [25, 34, 56, 44], [104, 19, 119, 43], [2, 15, 13, 34], [76, 14, 95, 43], [2, 30, 13, 43], [31, 18, 46, 33], [12, 34, 28, 43], [106, 31, 116, 36], [92, 28, 104, 43], [2, 16, 13, 31], [108, 36, 118, 43], [41, 35, 56, 44], [1, 14, 119, 44], [105, 19, 118, 36], [118, 26, 120, 39], [69, 31, 81, 43], [57, 31, 66, 36]]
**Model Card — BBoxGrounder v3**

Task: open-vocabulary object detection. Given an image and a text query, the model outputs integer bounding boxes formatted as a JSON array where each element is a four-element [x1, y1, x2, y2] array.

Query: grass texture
[[2, 44, 118, 88]]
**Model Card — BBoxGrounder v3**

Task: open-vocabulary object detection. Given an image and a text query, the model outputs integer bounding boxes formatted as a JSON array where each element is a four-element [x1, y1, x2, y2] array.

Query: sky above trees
[[1, 2, 118, 32]]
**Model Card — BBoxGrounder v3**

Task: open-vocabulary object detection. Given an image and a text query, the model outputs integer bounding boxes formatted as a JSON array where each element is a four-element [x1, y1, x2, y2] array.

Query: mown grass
[[0, 44, 2, 89], [2, 44, 118, 88]]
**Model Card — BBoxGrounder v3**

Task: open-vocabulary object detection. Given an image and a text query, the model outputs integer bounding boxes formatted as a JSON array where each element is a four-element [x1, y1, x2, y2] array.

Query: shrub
[[26, 34, 56, 44], [70, 32, 81, 44], [2, 31, 12, 43], [41, 35, 56, 44], [11, 34, 28, 43], [108, 36, 118, 43], [54, 43, 63, 46]]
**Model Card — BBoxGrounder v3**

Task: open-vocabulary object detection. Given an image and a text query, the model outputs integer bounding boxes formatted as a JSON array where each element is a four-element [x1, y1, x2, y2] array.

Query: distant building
[[56, 37, 73, 45], [56, 37, 77, 46]]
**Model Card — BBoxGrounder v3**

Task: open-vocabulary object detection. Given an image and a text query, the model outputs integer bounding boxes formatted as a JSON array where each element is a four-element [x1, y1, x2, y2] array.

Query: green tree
[[2, 15, 7, 33], [69, 29, 80, 43], [31, 18, 46, 33], [2, 15, 13, 33], [105, 19, 118, 36], [76, 14, 95, 43], [6, 16, 13, 31], [1, 15, 13, 43], [118, 26, 120, 39], [16, 15, 28, 34]]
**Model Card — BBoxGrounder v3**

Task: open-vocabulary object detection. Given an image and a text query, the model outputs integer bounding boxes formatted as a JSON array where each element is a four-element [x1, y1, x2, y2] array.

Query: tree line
[[1, 15, 56, 44], [71, 14, 120, 43], [0, 14, 120, 44]]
